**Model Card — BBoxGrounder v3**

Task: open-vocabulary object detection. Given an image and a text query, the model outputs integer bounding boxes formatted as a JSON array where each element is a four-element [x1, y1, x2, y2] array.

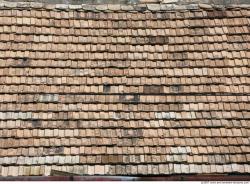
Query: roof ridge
[[0, 1, 250, 11]]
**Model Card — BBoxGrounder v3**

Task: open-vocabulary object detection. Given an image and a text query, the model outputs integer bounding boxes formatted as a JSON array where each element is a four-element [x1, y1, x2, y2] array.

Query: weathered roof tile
[[55, 4, 69, 10], [108, 4, 121, 11], [147, 4, 161, 11], [0, 2, 249, 177], [96, 4, 108, 11]]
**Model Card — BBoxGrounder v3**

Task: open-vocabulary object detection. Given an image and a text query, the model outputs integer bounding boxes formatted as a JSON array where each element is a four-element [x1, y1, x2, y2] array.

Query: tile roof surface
[[0, 1, 249, 176]]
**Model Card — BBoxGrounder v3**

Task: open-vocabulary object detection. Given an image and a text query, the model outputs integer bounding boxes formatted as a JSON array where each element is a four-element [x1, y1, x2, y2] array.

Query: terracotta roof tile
[[0, 1, 249, 176]]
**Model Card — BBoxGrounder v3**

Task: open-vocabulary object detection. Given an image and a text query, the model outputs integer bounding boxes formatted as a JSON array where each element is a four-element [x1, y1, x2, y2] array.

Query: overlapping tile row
[[0, 4, 249, 176]]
